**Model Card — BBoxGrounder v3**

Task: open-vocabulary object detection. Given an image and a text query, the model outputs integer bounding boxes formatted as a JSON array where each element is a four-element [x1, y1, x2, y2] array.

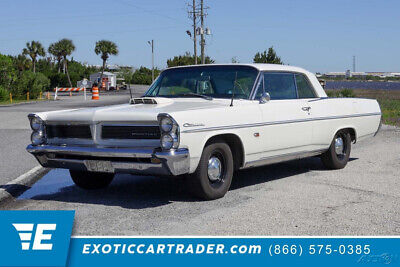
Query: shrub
[[0, 86, 9, 101], [326, 89, 355, 98], [12, 71, 50, 99], [339, 89, 356, 98], [48, 72, 69, 89], [0, 54, 15, 90], [326, 90, 339, 98]]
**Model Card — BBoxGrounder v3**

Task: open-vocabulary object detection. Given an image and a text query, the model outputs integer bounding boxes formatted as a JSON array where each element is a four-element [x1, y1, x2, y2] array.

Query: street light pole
[[147, 40, 154, 82]]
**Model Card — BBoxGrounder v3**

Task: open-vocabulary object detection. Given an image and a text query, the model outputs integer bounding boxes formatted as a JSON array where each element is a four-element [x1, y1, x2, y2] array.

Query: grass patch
[[325, 89, 400, 127], [0, 98, 48, 105]]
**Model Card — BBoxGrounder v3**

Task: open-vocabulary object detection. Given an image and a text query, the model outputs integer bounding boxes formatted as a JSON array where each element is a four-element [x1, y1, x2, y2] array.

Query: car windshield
[[144, 65, 259, 99]]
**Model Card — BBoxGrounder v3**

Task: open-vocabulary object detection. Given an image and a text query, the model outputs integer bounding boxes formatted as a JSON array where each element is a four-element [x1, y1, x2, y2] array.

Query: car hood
[[38, 97, 237, 123]]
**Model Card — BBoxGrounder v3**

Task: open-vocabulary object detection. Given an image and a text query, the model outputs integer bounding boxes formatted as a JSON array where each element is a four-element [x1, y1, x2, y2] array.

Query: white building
[[89, 72, 117, 90], [324, 71, 400, 78]]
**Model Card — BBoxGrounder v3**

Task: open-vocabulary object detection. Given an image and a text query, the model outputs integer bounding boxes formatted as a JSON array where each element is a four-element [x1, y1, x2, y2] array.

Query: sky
[[0, 0, 399, 73]]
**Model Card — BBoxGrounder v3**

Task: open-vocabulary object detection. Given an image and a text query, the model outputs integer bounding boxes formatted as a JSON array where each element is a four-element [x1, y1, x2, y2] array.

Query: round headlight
[[31, 131, 45, 145], [160, 117, 173, 132], [30, 116, 43, 131], [161, 134, 174, 150]]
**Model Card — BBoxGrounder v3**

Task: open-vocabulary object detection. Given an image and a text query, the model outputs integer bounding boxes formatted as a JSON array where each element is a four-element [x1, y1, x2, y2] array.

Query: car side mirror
[[259, 92, 270, 104]]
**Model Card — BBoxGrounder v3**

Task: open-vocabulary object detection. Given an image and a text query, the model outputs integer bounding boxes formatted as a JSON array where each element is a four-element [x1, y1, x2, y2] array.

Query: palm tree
[[94, 40, 118, 88], [48, 42, 63, 73], [22, 40, 45, 73], [14, 54, 31, 74], [57, 39, 75, 87]]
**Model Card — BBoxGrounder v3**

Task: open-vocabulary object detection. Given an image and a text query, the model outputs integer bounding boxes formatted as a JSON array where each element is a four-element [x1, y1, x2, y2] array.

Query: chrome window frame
[[250, 71, 318, 100]]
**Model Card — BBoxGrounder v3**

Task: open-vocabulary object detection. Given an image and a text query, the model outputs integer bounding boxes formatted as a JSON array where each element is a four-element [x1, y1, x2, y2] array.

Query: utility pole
[[187, 0, 198, 64], [148, 40, 154, 82], [200, 0, 205, 64], [352, 55, 356, 73], [187, 0, 209, 65], [192, 0, 197, 64]]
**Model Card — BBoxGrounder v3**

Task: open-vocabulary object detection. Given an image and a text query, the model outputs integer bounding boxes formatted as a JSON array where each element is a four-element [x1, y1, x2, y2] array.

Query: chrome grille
[[101, 125, 161, 140], [46, 125, 92, 139]]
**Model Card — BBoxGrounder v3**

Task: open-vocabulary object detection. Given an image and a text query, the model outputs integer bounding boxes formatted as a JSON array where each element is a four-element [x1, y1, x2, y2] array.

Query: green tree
[[253, 46, 283, 64], [56, 39, 75, 87], [48, 42, 63, 73], [167, 52, 214, 67], [22, 40, 45, 73], [13, 54, 31, 74], [117, 68, 134, 85], [94, 40, 118, 86], [0, 54, 16, 91], [12, 71, 50, 98], [132, 66, 161, 85]]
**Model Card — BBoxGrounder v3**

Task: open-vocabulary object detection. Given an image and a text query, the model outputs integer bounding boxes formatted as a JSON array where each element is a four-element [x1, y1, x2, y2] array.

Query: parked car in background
[[27, 64, 381, 200]]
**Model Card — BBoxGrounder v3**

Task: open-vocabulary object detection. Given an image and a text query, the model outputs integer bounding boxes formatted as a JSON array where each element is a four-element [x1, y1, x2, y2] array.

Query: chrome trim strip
[[27, 144, 156, 158], [181, 112, 382, 133], [101, 123, 159, 127], [27, 145, 190, 176], [246, 144, 329, 156], [243, 149, 327, 169]]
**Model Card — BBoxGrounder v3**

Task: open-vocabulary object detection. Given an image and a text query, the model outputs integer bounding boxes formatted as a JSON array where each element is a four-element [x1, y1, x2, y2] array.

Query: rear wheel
[[321, 130, 351, 169], [189, 141, 234, 200], [69, 170, 114, 190]]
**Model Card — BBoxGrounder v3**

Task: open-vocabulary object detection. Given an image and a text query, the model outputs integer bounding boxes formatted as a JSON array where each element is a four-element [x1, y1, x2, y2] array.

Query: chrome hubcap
[[208, 156, 222, 182], [335, 137, 344, 155]]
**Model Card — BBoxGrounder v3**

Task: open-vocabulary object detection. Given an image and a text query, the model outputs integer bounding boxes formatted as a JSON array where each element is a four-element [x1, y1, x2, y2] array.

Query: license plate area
[[84, 160, 114, 173]]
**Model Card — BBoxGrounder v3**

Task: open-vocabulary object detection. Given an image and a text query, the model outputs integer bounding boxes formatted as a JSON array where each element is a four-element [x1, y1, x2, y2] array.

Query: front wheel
[[321, 131, 352, 169], [69, 170, 114, 190], [189, 141, 234, 200]]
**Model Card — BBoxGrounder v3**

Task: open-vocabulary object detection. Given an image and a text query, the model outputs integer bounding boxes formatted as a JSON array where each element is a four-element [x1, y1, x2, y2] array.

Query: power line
[[116, 0, 186, 24]]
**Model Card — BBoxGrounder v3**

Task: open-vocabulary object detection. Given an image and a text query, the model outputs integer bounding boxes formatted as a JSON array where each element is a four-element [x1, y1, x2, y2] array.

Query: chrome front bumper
[[26, 145, 190, 176]]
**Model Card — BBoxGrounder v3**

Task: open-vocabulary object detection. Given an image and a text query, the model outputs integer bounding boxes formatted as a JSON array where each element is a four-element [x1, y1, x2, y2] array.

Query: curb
[[0, 166, 50, 205], [0, 99, 53, 108]]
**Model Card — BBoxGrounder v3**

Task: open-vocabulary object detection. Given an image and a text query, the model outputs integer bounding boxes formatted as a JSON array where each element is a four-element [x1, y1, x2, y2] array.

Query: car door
[[255, 72, 313, 159]]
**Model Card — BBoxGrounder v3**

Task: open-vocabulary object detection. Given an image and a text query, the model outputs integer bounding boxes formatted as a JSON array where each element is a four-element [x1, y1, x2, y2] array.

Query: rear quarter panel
[[309, 97, 381, 147]]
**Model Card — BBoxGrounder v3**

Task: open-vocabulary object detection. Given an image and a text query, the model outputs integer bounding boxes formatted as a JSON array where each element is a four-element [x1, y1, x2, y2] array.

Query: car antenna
[[230, 72, 237, 107]]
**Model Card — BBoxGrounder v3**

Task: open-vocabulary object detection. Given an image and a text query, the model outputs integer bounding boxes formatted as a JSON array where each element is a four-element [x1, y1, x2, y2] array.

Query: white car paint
[[33, 64, 381, 174]]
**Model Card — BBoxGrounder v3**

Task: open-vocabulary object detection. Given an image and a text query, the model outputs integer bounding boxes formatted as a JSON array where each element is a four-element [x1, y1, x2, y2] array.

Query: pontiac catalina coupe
[[27, 64, 381, 200]]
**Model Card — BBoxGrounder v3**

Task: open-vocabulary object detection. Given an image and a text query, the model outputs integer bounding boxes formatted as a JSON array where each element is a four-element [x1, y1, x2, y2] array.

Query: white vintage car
[[27, 64, 381, 200]]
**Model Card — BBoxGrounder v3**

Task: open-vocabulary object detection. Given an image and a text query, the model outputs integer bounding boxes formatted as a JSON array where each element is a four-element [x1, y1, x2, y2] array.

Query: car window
[[146, 65, 258, 99], [295, 74, 316, 98], [263, 73, 297, 100]]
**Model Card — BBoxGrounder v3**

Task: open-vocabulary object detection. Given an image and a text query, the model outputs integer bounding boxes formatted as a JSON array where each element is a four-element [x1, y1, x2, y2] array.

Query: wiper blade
[[176, 93, 213, 100]]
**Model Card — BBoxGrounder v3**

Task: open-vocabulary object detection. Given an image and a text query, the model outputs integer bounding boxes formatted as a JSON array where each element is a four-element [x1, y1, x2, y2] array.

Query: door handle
[[302, 106, 311, 112]]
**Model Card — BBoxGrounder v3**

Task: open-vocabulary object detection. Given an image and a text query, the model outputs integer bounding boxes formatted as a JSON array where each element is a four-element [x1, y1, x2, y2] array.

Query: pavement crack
[[316, 181, 400, 200], [322, 199, 368, 221]]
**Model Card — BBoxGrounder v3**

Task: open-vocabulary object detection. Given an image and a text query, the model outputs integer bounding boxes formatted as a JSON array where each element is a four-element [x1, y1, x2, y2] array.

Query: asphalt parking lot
[[0, 100, 399, 236]]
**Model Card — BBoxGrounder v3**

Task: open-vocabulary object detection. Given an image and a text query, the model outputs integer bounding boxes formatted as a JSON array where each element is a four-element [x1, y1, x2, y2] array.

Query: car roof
[[166, 63, 309, 73]]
